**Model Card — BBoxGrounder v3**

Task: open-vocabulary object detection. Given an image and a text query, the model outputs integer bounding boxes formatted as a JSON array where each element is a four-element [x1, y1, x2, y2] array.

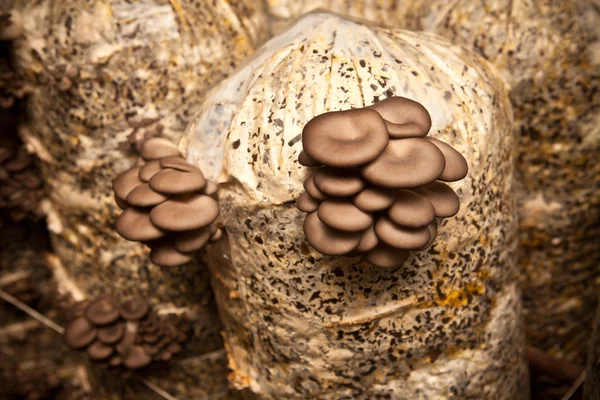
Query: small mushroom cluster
[[113, 138, 222, 267], [297, 97, 468, 268], [63, 295, 191, 370]]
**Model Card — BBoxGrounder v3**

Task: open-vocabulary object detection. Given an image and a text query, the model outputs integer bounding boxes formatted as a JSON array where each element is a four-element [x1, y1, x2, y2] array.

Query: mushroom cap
[[418, 220, 438, 250], [150, 240, 194, 267], [116, 208, 166, 242], [365, 244, 410, 268], [98, 323, 125, 344], [302, 108, 389, 167], [414, 181, 460, 218], [296, 191, 321, 213], [356, 225, 379, 252], [388, 190, 436, 228], [174, 226, 212, 253], [113, 167, 143, 202], [313, 167, 364, 197], [64, 317, 97, 349], [114, 195, 129, 210], [159, 156, 199, 172], [150, 194, 219, 231], [303, 176, 328, 201], [85, 296, 120, 326], [361, 138, 445, 188], [125, 184, 169, 207], [426, 138, 468, 182], [352, 187, 396, 212], [138, 160, 163, 182], [140, 138, 181, 160], [375, 217, 431, 249], [87, 340, 114, 360], [303, 212, 361, 255], [149, 168, 207, 195], [120, 298, 150, 320], [369, 97, 432, 138], [109, 355, 123, 367], [298, 150, 323, 167], [317, 199, 374, 232], [123, 346, 152, 369]]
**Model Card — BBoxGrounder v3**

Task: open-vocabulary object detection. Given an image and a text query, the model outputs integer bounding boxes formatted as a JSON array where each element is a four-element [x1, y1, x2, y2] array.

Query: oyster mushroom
[[426, 138, 468, 182], [296, 192, 321, 213], [138, 160, 162, 182], [313, 167, 364, 197], [352, 186, 396, 212], [375, 217, 431, 249], [97, 323, 125, 344], [120, 298, 150, 321], [150, 194, 219, 231], [361, 138, 445, 188], [414, 181, 460, 218], [303, 175, 328, 201], [140, 138, 181, 160], [317, 199, 373, 232], [302, 108, 389, 167], [85, 296, 120, 326], [125, 184, 168, 207], [303, 212, 361, 255], [64, 317, 97, 349], [116, 208, 166, 241], [369, 96, 432, 138], [365, 243, 410, 268], [149, 168, 207, 195], [388, 190, 436, 228]]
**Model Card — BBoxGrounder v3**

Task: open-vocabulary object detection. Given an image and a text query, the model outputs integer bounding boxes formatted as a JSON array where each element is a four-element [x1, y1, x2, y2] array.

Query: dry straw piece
[[113, 139, 221, 267], [297, 97, 468, 267]]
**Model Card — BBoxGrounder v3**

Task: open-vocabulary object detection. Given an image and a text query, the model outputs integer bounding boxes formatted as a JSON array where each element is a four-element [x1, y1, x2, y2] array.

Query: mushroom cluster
[[63, 295, 191, 370], [113, 138, 222, 267], [298, 97, 468, 268]]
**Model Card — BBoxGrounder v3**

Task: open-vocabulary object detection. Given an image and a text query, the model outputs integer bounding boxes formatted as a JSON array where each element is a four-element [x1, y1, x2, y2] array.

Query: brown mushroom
[[313, 167, 364, 197], [149, 240, 194, 267], [122, 346, 152, 369], [113, 167, 143, 202], [361, 138, 445, 188], [98, 323, 125, 344], [302, 108, 389, 167], [125, 184, 169, 207], [303, 176, 328, 201], [375, 217, 431, 249], [317, 199, 374, 232], [365, 244, 410, 268], [85, 296, 120, 326], [87, 340, 114, 360], [120, 298, 150, 321], [140, 138, 181, 160], [64, 317, 97, 349], [150, 194, 219, 231], [303, 212, 361, 255], [298, 150, 323, 167], [174, 226, 212, 253], [356, 225, 379, 252], [352, 186, 396, 212], [159, 156, 198, 172], [149, 168, 207, 195], [414, 181, 460, 218], [426, 138, 468, 182], [138, 160, 163, 182], [116, 208, 166, 242], [388, 190, 436, 228], [296, 191, 321, 213], [369, 97, 432, 138]]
